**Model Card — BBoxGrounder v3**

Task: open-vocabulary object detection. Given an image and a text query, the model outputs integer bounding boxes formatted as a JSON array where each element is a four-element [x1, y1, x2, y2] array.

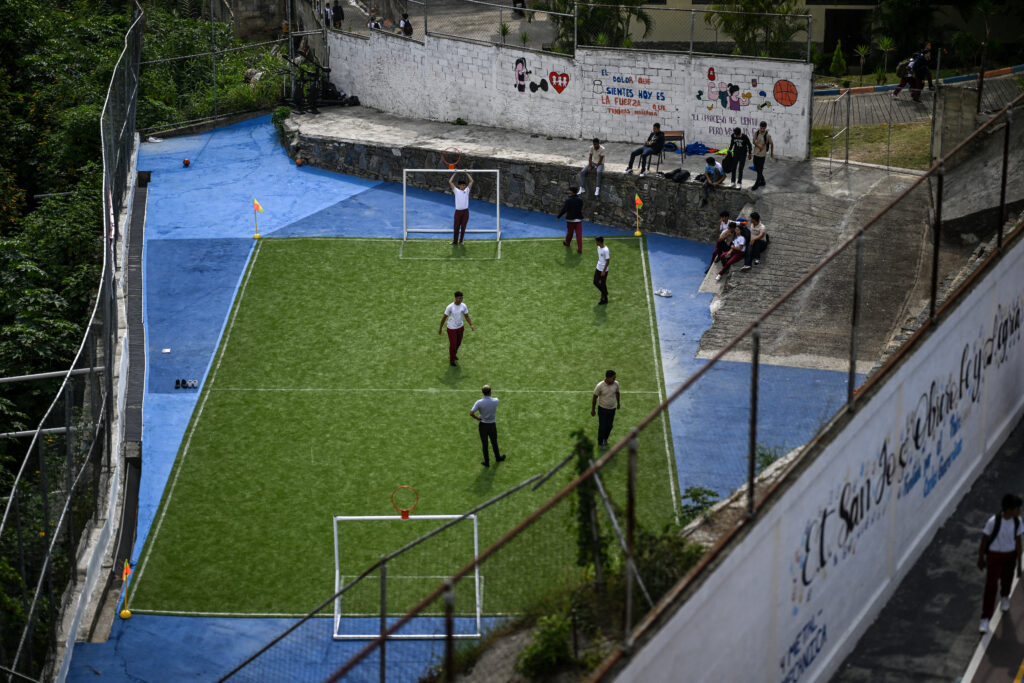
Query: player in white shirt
[[438, 290, 475, 366], [977, 493, 1023, 632], [594, 236, 610, 305], [448, 172, 474, 245]]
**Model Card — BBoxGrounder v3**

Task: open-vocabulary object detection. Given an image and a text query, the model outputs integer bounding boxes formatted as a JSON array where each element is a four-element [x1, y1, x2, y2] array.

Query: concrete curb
[[813, 63, 1024, 97]]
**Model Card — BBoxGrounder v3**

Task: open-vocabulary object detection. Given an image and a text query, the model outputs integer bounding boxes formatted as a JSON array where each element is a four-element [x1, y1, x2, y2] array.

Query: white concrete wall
[[620, 237, 1024, 683], [328, 33, 812, 159]]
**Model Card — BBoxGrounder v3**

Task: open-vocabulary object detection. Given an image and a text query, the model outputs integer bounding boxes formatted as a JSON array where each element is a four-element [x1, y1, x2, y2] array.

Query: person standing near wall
[[727, 127, 752, 188], [558, 186, 585, 253], [578, 138, 605, 196], [751, 121, 774, 190], [977, 493, 1023, 632]]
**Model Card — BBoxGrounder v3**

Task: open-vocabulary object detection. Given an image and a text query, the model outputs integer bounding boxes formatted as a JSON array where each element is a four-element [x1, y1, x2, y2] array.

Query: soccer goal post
[[401, 169, 501, 260], [331, 514, 482, 640]]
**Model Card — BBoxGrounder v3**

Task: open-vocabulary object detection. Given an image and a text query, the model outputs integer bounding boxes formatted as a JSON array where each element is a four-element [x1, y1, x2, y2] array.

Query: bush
[[272, 105, 292, 142], [830, 39, 847, 78], [516, 614, 573, 680]]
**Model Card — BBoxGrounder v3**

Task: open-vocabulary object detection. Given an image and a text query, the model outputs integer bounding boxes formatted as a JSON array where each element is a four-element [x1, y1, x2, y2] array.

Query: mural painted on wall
[[780, 610, 827, 683], [513, 58, 570, 94], [692, 66, 799, 139], [593, 69, 667, 118]]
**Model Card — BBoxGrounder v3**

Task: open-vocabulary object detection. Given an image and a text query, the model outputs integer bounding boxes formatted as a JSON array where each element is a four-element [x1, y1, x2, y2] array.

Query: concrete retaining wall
[[327, 32, 812, 159], [287, 126, 751, 242]]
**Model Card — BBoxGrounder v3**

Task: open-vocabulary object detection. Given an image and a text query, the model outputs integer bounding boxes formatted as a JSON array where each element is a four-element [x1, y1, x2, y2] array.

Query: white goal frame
[[331, 514, 482, 640], [401, 169, 501, 260]]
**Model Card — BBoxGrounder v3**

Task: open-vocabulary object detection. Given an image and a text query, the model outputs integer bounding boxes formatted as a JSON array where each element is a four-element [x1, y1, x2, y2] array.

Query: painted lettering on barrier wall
[[594, 68, 667, 118], [693, 67, 798, 140], [780, 611, 827, 683], [780, 292, 1022, 682]]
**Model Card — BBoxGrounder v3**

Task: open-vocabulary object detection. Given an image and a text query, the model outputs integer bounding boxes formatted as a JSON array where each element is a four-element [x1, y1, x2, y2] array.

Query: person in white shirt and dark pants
[[977, 493, 1023, 632], [438, 291, 474, 366]]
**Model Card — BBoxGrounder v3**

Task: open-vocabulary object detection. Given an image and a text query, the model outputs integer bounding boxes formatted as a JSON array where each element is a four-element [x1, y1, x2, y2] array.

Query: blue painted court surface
[[68, 116, 851, 681]]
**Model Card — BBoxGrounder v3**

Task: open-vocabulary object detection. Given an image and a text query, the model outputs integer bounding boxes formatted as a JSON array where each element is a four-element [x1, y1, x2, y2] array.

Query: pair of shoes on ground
[[980, 598, 1014, 631], [576, 187, 601, 196]]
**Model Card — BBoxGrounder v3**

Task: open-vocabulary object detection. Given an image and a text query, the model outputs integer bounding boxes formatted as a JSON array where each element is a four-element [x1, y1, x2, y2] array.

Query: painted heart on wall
[[549, 72, 570, 93]]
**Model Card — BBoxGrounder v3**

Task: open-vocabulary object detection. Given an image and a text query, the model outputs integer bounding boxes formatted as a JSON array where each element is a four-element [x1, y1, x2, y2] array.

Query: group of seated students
[[705, 210, 770, 281]]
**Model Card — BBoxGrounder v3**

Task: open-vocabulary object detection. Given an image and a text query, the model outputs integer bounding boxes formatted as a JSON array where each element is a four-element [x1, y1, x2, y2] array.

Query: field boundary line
[[128, 239, 264, 606], [639, 235, 680, 524], [215, 387, 662, 394]]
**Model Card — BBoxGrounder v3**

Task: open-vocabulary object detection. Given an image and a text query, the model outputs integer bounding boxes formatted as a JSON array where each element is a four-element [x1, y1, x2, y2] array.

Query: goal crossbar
[[332, 514, 482, 640]]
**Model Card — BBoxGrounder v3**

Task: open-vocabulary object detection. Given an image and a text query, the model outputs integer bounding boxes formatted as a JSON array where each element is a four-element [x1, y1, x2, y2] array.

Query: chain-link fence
[[0, 5, 142, 682]]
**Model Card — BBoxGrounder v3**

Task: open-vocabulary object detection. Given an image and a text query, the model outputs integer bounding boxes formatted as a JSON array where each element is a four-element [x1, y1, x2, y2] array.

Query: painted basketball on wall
[[773, 79, 798, 107]]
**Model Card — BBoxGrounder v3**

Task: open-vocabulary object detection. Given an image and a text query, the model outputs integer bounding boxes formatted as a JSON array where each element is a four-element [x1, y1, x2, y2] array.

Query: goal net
[[400, 169, 501, 260], [332, 514, 482, 640]]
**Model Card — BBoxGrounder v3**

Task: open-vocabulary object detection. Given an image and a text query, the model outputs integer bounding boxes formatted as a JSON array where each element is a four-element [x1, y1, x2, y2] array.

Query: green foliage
[[520, 31, 530, 47], [633, 523, 705, 599], [272, 105, 291, 142], [515, 614, 573, 680], [706, 0, 807, 60], [875, 65, 887, 85], [854, 44, 870, 83], [534, 0, 651, 52], [830, 39, 848, 78], [680, 486, 719, 524], [872, 0, 935, 59], [453, 117, 468, 125], [571, 429, 610, 577], [755, 443, 785, 475]]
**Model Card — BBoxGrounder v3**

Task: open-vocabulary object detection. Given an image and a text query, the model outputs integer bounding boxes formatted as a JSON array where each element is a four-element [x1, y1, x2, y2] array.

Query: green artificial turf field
[[128, 237, 678, 617]]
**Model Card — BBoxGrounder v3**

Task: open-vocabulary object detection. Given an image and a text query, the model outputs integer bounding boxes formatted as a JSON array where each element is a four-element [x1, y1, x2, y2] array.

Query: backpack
[[896, 58, 911, 79], [990, 513, 1021, 541], [402, 20, 413, 36], [721, 153, 737, 174]]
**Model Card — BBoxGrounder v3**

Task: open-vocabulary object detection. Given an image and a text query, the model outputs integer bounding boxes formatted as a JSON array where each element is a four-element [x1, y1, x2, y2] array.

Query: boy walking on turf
[[470, 385, 504, 467], [591, 370, 620, 447], [977, 493, 1023, 632], [438, 290, 474, 366], [594, 236, 610, 304], [448, 172, 473, 244]]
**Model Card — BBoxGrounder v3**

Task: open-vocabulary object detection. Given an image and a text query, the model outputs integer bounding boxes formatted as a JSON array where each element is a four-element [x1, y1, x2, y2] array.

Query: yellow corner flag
[[122, 559, 132, 582], [634, 194, 643, 209], [253, 198, 264, 213]]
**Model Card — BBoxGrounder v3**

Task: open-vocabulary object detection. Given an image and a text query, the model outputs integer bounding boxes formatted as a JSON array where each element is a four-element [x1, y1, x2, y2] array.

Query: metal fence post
[[623, 438, 638, 651], [573, 2, 578, 56], [379, 557, 387, 683], [845, 89, 851, 164], [977, 41, 986, 115], [998, 108, 1011, 250], [689, 10, 694, 56], [930, 162, 944, 321], [848, 232, 864, 411], [806, 16, 811, 63], [444, 581, 455, 682], [747, 323, 760, 518], [424, 0, 428, 35]]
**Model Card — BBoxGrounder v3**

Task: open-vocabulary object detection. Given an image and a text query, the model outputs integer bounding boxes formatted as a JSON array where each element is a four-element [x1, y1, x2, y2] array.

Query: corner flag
[[253, 199, 264, 213], [634, 194, 643, 209], [122, 559, 132, 582]]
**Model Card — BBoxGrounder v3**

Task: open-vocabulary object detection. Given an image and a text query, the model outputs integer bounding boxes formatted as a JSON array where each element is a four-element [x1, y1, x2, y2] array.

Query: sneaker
[[1001, 597, 1011, 612], [639, 171, 646, 177], [979, 618, 990, 633], [740, 264, 751, 271], [625, 168, 633, 174], [715, 274, 722, 281], [577, 187, 585, 195], [598, 299, 608, 305], [496, 455, 506, 462], [481, 460, 489, 467], [730, 182, 736, 188], [594, 187, 600, 196], [450, 361, 457, 367], [754, 259, 760, 265], [174, 379, 181, 389]]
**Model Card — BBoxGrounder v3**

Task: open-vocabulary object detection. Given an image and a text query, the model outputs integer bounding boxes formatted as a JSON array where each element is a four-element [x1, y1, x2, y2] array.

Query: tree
[[873, 0, 938, 58], [876, 35, 896, 77], [830, 39, 847, 78], [534, 0, 652, 52], [706, 0, 808, 59], [855, 44, 871, 83]]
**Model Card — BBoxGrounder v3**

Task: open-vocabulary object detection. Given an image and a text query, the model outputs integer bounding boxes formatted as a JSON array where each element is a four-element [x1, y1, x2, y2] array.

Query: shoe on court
[[638, 171, 646, 177], [625, 168, 634, 174], [979, 618, 990, 633], [595, 187, 600, 196], [715, 274, 722, 281], [740, 265, 751, 271], [1001, 597, 1011, 612]]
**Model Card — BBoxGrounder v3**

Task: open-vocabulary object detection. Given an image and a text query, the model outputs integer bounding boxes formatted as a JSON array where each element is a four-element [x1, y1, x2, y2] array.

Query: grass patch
[[812, 121, 932, 170], [127, 237, 677, 616]]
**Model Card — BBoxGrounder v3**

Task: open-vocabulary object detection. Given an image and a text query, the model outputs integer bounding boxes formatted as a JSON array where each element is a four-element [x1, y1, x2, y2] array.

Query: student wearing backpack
[[977, 493, 1023, 632], [726, 127, 752, 188], [400, 13, 413, 36]]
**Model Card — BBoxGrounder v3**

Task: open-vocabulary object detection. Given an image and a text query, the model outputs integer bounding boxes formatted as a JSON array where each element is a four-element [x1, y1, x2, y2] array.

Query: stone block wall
[[327, 33, 813, 159], [287, 128, 750, 241]]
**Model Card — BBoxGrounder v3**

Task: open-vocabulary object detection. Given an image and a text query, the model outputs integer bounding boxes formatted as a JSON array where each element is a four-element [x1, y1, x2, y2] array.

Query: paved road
[[813, 75, 1022, 127], [832, 413, 1024, 683]]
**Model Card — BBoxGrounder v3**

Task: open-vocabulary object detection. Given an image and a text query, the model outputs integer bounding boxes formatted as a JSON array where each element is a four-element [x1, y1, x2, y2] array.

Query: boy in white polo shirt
[[438, 290, 474, 366], [448, 172, 474, 245], [977, 493, 1023, 632]]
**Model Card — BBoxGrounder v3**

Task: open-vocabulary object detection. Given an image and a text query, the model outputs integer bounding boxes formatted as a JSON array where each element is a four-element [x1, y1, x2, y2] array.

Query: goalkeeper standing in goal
[[448, 172, 474, 244]]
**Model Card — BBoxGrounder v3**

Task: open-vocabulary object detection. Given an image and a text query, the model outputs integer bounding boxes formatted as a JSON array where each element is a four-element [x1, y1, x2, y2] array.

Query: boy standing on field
[[438, 290, 475, 366], [448, 172, 473, 244]]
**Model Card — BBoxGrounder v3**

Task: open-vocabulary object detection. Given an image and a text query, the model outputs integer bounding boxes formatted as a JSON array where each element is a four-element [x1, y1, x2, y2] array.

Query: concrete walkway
[[832, 412, 1024, 683]]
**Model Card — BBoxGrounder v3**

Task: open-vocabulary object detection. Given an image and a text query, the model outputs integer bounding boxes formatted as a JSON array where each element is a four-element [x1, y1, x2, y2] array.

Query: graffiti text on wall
[[780, 611, 827, 683], [595, 69, 666, 117]]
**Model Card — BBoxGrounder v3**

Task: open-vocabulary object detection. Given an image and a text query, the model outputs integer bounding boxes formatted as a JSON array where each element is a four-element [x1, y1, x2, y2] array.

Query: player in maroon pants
[[438, 291, 475, 366]]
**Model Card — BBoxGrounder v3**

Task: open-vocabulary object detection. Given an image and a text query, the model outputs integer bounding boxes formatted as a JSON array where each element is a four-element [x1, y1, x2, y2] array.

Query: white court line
[[215, 387, 661, 394], [639, 235, 681, 524], [128, 239, 265, 608]]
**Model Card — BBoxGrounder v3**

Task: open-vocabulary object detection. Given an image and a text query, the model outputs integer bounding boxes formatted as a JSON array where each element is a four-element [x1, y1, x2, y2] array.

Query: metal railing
[[0, 4, 142, 682], [221, 91, 1024, 682]]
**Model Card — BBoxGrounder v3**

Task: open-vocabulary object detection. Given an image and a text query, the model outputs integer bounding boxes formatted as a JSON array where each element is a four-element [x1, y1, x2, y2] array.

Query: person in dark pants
[[741, 211, 769, 270], [727, 127, 752, 188], [625, 123, 665, 177], [558, 186, 585, 253], [977, 493, 1023, 632], [591, 370, 620, 447], [593, 236, 609, 304], [470, 385, 504, 467], [438, 290, 474, 366], [448, 172, 473, 244]]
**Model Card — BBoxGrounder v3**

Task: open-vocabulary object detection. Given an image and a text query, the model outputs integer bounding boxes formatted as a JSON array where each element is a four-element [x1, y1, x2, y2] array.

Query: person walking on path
[[594, 236, 610, 304], [591, 370, 620, 447], [727, 127, 752, 188], [977, 493, 1023, 632], [578, 138, 606, 196], [438, 290, 474, 366], [751, 121, 774, 190], [448, 172, 473, 244], [558, 186, 585, 253], [470, 384, 504, 467], [625, 123, 665, 177]]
